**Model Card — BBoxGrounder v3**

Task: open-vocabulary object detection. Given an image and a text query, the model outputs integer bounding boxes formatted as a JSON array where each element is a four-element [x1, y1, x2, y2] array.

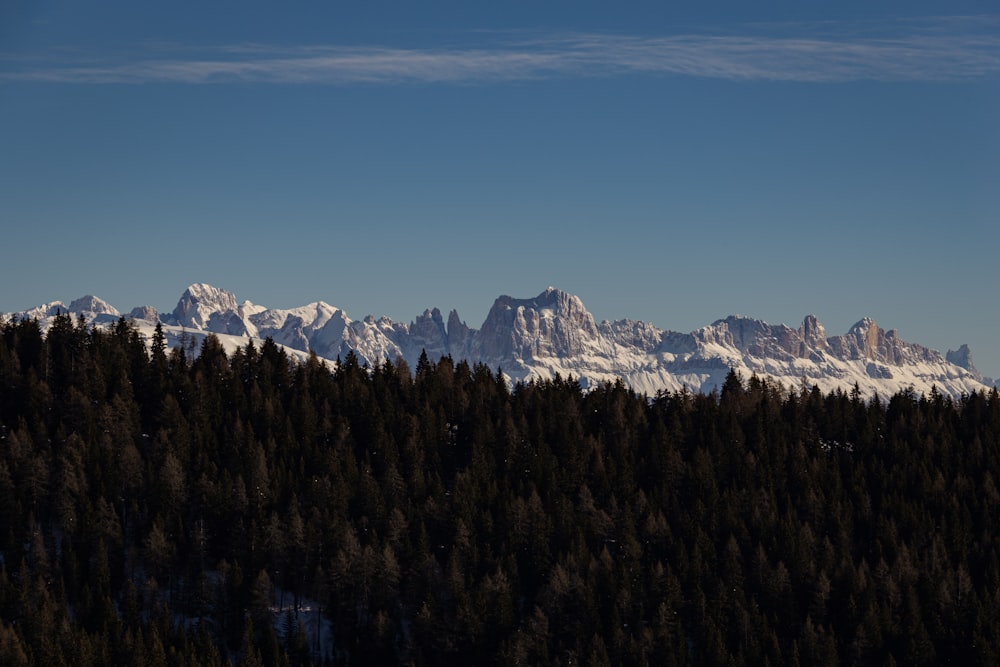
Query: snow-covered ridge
[[6, 283, 996, 399]]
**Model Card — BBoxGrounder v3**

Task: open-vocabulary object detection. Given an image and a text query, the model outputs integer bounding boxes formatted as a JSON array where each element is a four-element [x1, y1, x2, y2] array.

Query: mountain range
[[8, 283, 996, 399]]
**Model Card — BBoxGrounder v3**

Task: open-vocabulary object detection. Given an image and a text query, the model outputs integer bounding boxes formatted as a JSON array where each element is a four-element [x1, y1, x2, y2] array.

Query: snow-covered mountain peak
[[240, 299, 267, 317], [169, 283, 261, 337], [184, 283, 238, 305], [5, 285, 994, 399], [15, 296, 118, 323], [250, 301, 347, 332], [18, 300, 68, 320], [172, 283, 240, 327], [68, 295, 119, 317], [129, 306, 159, 322]]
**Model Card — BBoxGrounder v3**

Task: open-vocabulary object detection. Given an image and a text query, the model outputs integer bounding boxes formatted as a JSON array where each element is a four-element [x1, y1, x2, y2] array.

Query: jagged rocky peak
[[539, 286, 593, 318], [800, 314, 827, 348], [722, 316, 776, 346], [693, 314, 835, 362], [697, 316, 781, 355], [421, 307, 445, 325], [68, 295, 119, 317], [249, 301, 341, 333], [600, 318, 663, 352], [793, 314, 829, 360], [168, 283, 259, 337], [172, 283, 241, 330], [182, 283, 240, 310], [518, 287, 597, 332], [6, 284, 992, 400], [475, 287, 600, 361], [447, 310, 472, 348], [409, 308, 444, 333], [858, 318, 881, 359], [947, 344, 979, 376], [20, 301, 67, 319], [409, 308, 450, 356], [829, 318, 882, 360], [828, 318, 940, 366]]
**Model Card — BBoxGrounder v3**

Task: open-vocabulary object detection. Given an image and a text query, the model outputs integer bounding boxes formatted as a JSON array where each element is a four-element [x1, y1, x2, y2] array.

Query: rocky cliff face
[[946, 344, 979, 375], [687, 314, 837, 364], [407, 308, 451, 361], [826, 318, 942, 366], [800, 314, 827, 355], [10, 284, 994, 399], [469, 288, 602, 366]]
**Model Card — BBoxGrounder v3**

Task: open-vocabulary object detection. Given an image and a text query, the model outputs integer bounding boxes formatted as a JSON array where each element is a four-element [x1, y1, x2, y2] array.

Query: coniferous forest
[[0, 313, 999, 665]]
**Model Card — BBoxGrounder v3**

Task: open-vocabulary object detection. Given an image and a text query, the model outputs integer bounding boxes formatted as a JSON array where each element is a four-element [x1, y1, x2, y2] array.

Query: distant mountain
[[8, 283, 995, 399]]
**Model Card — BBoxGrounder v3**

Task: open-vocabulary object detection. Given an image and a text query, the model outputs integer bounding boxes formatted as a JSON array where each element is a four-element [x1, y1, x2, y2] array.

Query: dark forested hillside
[[0, 313, 998, 665]]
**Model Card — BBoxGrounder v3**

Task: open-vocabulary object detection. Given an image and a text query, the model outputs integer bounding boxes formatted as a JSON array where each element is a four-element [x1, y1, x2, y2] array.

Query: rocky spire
[[946, 344, 979, 376]]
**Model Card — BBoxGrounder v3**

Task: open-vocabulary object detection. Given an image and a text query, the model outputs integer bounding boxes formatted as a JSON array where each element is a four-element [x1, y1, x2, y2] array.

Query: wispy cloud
[[3, 17, 999, 85]]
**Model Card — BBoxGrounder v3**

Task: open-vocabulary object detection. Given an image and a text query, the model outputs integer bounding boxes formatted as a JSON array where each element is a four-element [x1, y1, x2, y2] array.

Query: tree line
[[0, 312, 998, 665]]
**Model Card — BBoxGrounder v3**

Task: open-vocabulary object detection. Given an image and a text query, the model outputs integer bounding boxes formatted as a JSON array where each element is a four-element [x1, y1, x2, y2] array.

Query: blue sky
[[2, 1, 999, 377]]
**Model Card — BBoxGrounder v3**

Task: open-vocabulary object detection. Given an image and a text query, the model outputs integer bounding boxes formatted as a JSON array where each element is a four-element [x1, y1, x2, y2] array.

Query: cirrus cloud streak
[[4, 22, 999, 85]]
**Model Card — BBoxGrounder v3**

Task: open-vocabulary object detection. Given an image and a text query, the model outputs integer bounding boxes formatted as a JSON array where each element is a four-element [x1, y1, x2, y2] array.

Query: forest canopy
[[0, 313, 998, 665]]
